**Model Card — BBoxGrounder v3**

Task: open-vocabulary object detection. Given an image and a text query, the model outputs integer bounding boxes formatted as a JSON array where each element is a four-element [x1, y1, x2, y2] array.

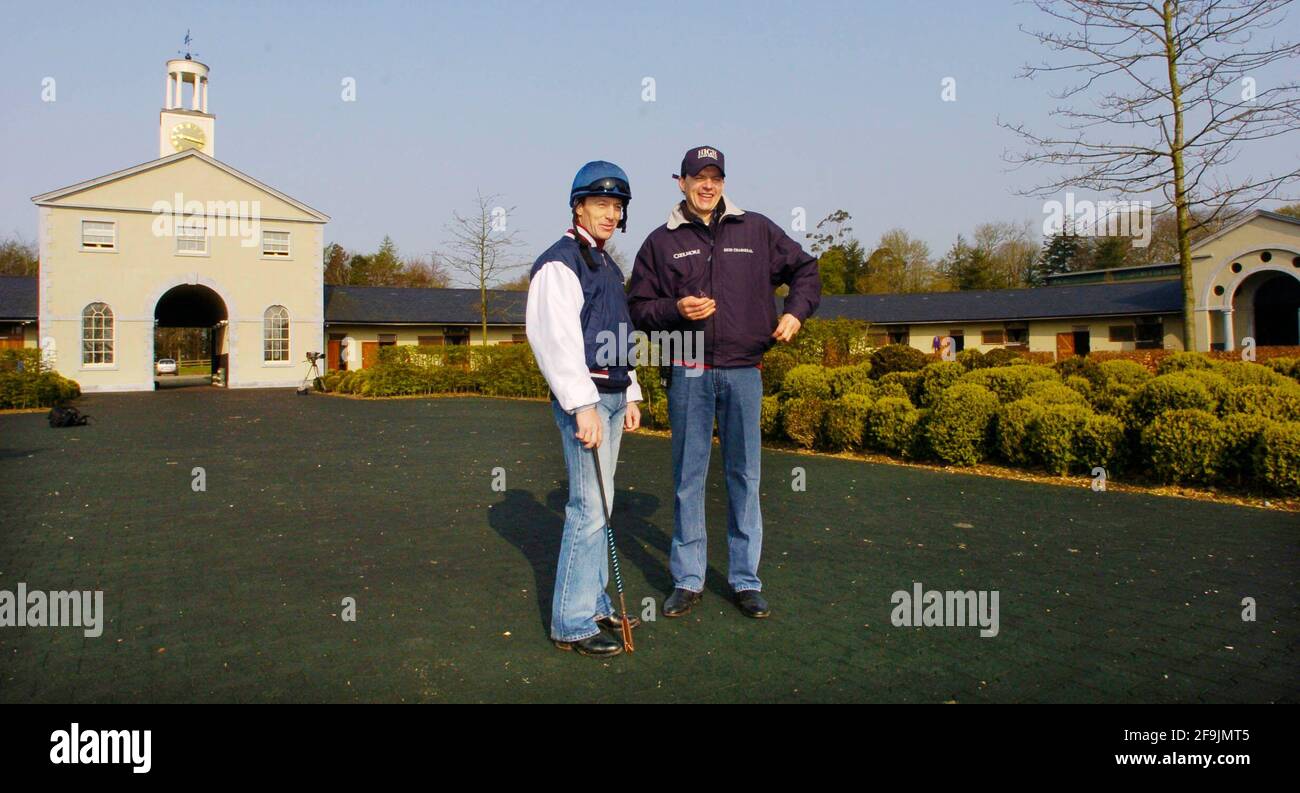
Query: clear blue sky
[[1, 0, 1295, 285]]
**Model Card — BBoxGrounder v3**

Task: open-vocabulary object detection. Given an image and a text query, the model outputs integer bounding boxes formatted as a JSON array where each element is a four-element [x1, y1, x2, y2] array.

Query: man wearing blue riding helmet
[[526, 161, 643, 657]]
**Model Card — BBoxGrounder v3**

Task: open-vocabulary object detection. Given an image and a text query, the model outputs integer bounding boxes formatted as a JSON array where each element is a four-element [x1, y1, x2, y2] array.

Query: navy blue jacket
[[525, 227, 643, 413], [627, 198, 821, 367]]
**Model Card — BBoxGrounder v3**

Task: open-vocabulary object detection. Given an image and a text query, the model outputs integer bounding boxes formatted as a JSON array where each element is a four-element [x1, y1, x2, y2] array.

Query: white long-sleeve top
[[526, 248, 642, 414]]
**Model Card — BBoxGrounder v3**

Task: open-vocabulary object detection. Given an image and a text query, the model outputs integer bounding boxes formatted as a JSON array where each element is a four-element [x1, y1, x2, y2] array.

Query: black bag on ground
[[47, 406, 89, 428]]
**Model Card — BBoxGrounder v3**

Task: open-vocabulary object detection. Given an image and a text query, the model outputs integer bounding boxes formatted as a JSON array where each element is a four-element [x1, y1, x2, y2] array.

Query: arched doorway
[[153, 284, 229, 389], [1232, 271, 1300, 347], [1252, 274, 1300, 346]]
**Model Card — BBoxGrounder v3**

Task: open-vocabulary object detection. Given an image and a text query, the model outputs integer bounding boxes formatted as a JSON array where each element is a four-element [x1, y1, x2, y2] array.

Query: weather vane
[[177, 30, 199, 60]]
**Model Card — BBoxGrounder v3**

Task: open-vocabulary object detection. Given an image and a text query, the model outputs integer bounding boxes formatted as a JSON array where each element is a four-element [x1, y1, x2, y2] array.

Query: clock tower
[[159, 56, 215, 158]]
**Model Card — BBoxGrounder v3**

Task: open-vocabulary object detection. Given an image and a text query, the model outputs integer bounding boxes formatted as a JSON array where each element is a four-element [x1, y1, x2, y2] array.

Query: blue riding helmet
[[570, 161, 631, 231]]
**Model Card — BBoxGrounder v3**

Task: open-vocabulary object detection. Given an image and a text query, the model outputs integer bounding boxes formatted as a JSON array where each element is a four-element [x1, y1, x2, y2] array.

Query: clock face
[[170, 122, 206, 152]]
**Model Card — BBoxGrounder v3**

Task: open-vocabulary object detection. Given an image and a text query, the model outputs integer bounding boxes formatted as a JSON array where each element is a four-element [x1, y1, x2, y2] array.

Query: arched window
[[81, 303, 114, 364], [263, 305, 289, 362]]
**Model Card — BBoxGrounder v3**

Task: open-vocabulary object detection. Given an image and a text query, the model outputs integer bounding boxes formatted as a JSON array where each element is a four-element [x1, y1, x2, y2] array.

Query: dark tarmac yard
[[0, 389, 1295, 703]]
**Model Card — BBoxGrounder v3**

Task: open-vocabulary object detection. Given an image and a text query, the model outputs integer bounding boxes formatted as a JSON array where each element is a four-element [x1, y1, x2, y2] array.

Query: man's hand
[[574, 406, 603, 449], [624, 401, 641, 432], [677, 295, 716, 321], [772, 313, 802, 343]]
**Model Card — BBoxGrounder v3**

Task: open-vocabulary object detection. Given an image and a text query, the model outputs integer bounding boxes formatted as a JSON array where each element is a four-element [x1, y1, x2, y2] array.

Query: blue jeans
[[549, 391, 626, 642], [668, 364, 763, 594]]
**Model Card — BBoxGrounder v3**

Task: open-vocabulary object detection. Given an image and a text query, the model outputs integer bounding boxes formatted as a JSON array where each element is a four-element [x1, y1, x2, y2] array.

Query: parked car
[[155, 358, 178, 375]]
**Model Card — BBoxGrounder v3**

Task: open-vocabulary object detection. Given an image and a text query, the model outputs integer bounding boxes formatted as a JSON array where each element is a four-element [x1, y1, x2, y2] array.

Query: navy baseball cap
[[674, 146, 726, 179]]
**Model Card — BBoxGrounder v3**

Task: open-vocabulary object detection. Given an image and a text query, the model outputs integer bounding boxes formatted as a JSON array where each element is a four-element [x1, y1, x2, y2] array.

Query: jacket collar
[[666, 195, 744, 230], [566, 224, 604, 249]]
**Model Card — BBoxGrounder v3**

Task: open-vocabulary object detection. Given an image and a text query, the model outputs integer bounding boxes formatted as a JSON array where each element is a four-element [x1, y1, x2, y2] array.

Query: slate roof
[[324, 285, 527, 325], [0, 276, 37, 320], [787, 280, 1183, 325], [1, 276, 1184, 327]]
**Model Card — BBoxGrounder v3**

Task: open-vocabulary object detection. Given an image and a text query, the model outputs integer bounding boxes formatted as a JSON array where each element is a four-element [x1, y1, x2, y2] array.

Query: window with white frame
[[263, 305, 289, 361], [262, 230, 290, 257], [81, 221, 116, 250], [177, 218, 207, 254], [81, 302, 114, 364]]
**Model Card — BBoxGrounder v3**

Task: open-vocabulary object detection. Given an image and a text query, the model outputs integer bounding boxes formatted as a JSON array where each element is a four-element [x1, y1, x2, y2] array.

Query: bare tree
[[1003, 0, 1300, 350], [396, 253, 452, 288], [442, 192, 527, 345]]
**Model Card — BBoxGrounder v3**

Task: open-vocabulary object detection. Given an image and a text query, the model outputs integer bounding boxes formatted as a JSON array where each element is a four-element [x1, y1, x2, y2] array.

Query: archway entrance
[[1233, 272, 1300, 347], [154, 284, 229, 389], [1253, 274, 1300, 346]]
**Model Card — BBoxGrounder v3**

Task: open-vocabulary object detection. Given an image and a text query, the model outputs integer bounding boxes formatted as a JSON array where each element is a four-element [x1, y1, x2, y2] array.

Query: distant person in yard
[[525, 161, 643, 658], [627, 145, 821, 620]]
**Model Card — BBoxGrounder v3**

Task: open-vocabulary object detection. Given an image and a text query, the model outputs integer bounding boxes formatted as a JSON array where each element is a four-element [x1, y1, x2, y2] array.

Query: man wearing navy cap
[[628, 146, 821, 619]]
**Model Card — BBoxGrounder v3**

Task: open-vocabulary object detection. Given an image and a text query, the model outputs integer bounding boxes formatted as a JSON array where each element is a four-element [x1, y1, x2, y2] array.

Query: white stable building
[[30, 56, 330, 392]]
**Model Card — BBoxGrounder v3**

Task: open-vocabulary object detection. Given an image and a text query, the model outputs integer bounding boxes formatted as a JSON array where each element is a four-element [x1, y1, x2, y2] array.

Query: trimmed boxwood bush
[[823, 394, 873, 451], [1265, 357, 1300, 383], [958, 364, 1058, 402], [760, 395, 781, 438], [1130, 373, 1215, 425], [783, 364, 833, 400], [1142, 409, 1227, 484], [782, 397, 827, 449], [1214, 361, 1286, 388], [866, 397, 921, 457], [1255, 421, 1300, 494], [1217, 412, 1272, 483], [1024, 380, 1088, 405], [869, 344, 928, 377], [1156, 351, 1214, 375], [981, 348, 1022, 368], [645, 397, 670, 429], [827, 362, 873, 398], [1182, 369, 1232, 408], [1098, 359, 1152, 388], [1219, 384, 1300, 421], [879, 370, 923, 405], [925, 383, 999, 466], [761, 347, 800, 395], [918, 361, 965, 407], [1077, 413, 1126, 473], [1055, 356, 1105, 388], [956, 348, 985, 370], [996, 398, 1046, 467], [1029, 403, 1094, 475], [634, 364, 664, 404], [872, 381, 910, 402]]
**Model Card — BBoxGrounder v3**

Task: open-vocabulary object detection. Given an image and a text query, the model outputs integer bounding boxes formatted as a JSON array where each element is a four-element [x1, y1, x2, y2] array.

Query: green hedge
[[0, 349, 82, 409], [1255, 421, 1300, 494], [321, 338, 1300, 496]]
